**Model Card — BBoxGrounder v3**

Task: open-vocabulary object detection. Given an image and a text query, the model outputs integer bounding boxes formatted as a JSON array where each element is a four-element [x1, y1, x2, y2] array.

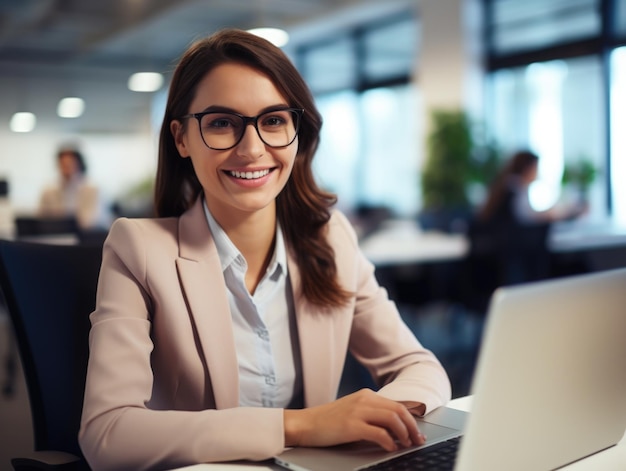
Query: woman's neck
[[210, 203, 277, 294]]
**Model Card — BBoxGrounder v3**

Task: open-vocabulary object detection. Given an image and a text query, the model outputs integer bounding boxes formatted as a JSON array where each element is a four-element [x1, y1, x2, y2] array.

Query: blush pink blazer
[[79, 197, 451, 471]]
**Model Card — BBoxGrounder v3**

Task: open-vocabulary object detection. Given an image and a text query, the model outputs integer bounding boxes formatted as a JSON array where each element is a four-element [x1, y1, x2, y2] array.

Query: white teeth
[[229, 169, 270, 179]]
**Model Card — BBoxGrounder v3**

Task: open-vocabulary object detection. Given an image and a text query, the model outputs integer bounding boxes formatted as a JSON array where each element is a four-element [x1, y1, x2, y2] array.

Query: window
[[296, 10, 419, 216], [314, 91, 361, 210], [487, 56, 606, 216], [490, 0, 601, 55], [485, 0, 626, 221], [362, 17, 419, 82], [313, 85, 420, 217], [611, 47, 626, 223], [301, 37, 357, 94], [616, 0, 626, 35]]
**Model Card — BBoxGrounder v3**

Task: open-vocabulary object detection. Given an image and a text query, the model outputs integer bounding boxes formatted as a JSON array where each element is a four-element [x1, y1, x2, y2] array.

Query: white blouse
[[203, 201, 303, 408]]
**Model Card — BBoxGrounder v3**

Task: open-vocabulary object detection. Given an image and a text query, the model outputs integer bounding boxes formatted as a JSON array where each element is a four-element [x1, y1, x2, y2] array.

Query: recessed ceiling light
[[128, 72, 164, 92], [9, 112, 36, 133], [247, 27, 289, 48], [57, 97, 85, 118]]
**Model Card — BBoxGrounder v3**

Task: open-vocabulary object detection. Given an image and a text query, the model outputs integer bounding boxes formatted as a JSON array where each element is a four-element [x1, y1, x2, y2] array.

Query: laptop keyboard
[[362, 437, 461, 471]]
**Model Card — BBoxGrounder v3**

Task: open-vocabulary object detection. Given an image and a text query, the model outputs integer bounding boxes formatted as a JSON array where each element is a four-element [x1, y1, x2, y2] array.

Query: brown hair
[[478, 149, 539, 221], [154, 29, 350, 307]]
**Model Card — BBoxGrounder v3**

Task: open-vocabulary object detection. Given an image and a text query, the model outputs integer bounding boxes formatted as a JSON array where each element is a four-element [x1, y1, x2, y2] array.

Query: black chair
[[0, 240, 103, 471], [459, 218, 552, 314]]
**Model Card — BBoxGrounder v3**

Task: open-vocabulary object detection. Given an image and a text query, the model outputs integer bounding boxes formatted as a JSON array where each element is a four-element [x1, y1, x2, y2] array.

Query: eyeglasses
[[179, 108, 304, 151]]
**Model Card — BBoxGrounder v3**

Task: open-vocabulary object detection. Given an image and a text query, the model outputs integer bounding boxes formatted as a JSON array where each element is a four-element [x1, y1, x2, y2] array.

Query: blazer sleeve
[[330, 211, 452, 413], [79, 218, 285, 471]]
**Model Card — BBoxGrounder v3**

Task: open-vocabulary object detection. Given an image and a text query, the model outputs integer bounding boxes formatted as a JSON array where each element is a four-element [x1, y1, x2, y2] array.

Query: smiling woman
[[78, 28, 451, 471]]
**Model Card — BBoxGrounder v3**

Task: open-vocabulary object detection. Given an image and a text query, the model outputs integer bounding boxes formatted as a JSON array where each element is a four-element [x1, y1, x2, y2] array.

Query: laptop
[[275, 268, 626, 471]]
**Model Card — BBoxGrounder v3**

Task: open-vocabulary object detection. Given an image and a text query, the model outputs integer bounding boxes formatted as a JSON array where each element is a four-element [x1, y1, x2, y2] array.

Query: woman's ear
[[170, 120, 190, 158]]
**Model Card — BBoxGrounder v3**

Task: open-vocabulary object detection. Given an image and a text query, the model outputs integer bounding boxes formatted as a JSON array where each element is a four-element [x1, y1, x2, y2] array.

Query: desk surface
[[169, 396, 626, 470], [358, 220, 469, 266], [359, 218, 626, 267]]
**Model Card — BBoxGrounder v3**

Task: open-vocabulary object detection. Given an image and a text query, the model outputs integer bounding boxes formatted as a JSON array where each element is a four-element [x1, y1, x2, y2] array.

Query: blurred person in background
[[478, 149, 585, 226], [469, 149, 586, 287], [39, 147, 112, 230]]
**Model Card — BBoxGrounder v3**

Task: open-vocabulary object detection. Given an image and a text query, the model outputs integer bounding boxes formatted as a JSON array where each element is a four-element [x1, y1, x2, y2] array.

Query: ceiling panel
[[0, 0, 414, 134]]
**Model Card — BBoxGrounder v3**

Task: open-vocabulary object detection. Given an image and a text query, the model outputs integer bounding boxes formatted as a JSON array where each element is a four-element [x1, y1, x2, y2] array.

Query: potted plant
[[561, 158, 598, 201], [419, 109, 500, 232]]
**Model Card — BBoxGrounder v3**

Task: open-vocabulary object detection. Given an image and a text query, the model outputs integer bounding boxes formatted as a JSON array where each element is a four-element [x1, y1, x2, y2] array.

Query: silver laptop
[[275, 268, 626, 471]]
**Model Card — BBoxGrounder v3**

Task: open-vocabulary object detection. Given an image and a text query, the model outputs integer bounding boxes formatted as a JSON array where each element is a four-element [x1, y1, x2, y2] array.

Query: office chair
[[460, 218, 552, 315], [0, 240, 103, 471]]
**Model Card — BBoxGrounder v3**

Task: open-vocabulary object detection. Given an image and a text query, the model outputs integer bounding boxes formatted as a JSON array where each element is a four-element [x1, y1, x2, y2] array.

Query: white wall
[[0, 130, 158, 214]]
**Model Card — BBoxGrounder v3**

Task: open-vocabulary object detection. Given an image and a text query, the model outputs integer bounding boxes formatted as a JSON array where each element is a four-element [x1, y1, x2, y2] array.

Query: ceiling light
[[247, 27, 289, 48], [57, 97, 85, 118], [9, 112, 36, 133], [128, 72, 164, 92]]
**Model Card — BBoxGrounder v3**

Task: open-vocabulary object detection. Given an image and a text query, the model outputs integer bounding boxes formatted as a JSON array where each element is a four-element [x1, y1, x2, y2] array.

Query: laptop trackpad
[[275, 422, 460, 471]]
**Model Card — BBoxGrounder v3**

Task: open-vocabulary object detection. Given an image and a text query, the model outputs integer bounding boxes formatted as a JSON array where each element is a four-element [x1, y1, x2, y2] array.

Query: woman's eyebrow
[[199, 104, 291, 114]]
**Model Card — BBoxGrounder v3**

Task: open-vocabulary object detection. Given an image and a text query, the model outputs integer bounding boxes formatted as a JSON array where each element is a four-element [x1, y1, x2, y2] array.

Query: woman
[[478, 150, 583, 225], [79, 29, 450, 471]]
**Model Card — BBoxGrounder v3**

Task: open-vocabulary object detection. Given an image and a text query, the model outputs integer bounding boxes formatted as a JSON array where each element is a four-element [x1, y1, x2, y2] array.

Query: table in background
[[359, 217, 626, 268]]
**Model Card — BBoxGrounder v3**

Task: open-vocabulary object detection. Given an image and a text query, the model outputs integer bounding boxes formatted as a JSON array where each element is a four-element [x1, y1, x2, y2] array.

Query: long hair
[[154, 29, 350, 307], [478, 150, 539, 221]]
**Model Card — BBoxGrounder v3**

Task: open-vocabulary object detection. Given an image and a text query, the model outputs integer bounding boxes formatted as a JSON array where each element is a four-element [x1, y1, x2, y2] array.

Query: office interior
[[1, 0, 626, 468]]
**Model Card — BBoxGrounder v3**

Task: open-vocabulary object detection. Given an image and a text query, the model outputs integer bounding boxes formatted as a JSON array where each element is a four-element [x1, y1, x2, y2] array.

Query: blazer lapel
[[288, 251, 338, 407], [176, 198, 239, 409]]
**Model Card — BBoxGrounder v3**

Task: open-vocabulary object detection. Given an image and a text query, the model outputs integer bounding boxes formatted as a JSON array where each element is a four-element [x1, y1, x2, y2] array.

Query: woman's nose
[[236, 124, 265, 160]]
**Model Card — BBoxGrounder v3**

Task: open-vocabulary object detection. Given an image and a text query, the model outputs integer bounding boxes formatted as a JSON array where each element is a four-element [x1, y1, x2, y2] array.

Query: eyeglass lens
[[199, 109, 299, 150]]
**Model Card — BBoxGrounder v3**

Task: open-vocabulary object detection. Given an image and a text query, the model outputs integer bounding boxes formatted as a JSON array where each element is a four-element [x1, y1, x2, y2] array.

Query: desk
[[549, 218, 626, 253], [359, 218, 626, 268], [169, 396, 626, 470], [359, 220, 468, 267]]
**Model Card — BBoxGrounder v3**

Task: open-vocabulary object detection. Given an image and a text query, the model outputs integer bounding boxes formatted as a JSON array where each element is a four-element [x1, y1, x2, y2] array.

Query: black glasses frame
[[179, 108, 305, 151]]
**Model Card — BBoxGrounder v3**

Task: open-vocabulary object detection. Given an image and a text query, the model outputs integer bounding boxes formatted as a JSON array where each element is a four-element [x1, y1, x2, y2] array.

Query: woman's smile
[[224, 167, 275, 187]]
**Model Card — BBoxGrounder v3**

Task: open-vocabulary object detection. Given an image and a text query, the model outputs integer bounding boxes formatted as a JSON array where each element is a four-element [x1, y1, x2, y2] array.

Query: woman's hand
[[283, 389, 426, 452]]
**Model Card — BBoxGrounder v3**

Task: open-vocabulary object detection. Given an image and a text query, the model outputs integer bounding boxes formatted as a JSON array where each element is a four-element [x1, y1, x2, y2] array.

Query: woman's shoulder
[[326, 209, 359, 247], [107, 216, 179, 251]]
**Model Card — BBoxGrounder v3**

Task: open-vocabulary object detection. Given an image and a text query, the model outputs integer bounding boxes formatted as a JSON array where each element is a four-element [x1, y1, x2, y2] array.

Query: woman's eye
[[262, 115, 287, 127], [207, 117, 233, 128]]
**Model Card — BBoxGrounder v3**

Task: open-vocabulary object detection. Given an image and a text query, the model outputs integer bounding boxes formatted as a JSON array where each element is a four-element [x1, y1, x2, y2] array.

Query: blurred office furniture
[[459, 218, 551, 314], [13, 215, 109, 246], [0, 179, 15, 238], [359, 217, 626, 308], [359, 220, 469, 267], [0, 240, 103, 471], [14, 216, 79, 238], [359, 220, 468, 306]]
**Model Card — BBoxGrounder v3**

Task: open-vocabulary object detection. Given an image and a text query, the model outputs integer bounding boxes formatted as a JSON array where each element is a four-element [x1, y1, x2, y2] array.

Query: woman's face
[[171, 62, 298, 226], [58, 152, 80, 181]]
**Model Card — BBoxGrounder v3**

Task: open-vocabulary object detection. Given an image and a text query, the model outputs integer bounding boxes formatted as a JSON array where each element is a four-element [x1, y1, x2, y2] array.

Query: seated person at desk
[[78, 29, 451, 471], [39, 147, 111, 230], [472, 150, 585, 285], [478, 149, 584, 226]]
